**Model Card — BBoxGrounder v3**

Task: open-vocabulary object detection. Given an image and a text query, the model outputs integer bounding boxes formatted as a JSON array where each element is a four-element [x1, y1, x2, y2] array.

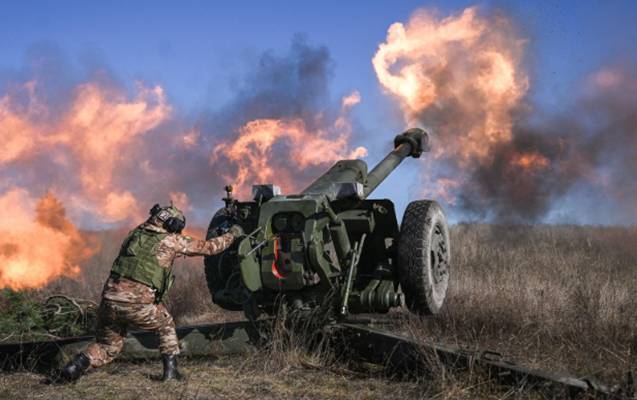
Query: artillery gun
[[204, 128, 450, 319]]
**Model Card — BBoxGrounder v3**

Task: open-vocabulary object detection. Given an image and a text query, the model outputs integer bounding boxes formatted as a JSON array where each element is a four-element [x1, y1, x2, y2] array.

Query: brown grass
[[2, 223, 635, 398], [422, 223, 637, 382]]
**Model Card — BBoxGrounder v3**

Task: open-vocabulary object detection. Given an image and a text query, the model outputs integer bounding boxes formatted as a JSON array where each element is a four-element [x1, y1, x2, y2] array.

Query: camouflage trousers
[[84, 299, 180, 368]]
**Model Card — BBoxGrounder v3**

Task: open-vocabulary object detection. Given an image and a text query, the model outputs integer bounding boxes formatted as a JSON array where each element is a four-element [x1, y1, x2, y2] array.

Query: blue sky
[[1, 1, 635, 223], [3, 1, 634, 110]]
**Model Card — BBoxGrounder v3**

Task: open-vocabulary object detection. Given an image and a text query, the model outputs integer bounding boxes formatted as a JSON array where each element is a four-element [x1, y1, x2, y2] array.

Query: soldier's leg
[[84, 300, 126, 367], [61, 300, 125, 381], [124, 302, 179, 355], [124, 302, 181, 380], [154, 303, 180, 356]]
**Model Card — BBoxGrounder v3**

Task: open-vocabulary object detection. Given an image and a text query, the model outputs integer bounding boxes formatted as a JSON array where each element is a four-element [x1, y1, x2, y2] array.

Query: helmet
[[149, 203, 186, 234]]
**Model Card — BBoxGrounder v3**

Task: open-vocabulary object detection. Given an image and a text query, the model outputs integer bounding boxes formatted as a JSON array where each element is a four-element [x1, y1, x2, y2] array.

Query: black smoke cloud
[[209, 34, 333, 127], [373, 7, 636, 224], [0, 37, 352, 227], [456, 66, 637, 223], [149, 35, 347, 217]]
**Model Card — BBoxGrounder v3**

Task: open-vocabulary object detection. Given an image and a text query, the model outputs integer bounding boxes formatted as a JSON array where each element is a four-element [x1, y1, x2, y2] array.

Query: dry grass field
[[428, 224, 637, 379], [1, 223, 636, 399]]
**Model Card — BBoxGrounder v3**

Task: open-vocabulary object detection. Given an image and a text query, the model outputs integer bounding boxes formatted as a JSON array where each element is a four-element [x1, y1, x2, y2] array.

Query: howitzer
[[204, 128, 450, 318]]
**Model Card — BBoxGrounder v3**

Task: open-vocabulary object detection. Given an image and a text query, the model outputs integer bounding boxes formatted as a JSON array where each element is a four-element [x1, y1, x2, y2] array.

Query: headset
[[149, 204, 186, 234]]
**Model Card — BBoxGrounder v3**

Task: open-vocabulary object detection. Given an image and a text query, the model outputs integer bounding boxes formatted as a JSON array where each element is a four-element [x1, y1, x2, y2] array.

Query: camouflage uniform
[[84, 222, 234, 368]]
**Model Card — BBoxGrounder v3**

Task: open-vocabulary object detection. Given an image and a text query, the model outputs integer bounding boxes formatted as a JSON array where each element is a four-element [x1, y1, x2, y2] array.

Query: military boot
[[60, 352, 91, 382], [160, 354, 183, 381]]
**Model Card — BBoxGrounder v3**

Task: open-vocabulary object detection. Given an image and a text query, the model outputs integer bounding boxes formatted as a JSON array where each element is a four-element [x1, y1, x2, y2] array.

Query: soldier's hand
[[229, 224, 244, 238], [216, 220, 233, 236]]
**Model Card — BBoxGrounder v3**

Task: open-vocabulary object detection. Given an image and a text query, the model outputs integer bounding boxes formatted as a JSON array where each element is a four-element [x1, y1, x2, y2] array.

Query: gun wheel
[[204, 208, 244, 311], [397, 200, 450, 315]]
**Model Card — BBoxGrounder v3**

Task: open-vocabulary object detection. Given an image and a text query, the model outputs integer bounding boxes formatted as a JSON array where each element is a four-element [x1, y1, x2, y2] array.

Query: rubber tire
[[203, 208, 243, 311], [397, 200, 450, 315]]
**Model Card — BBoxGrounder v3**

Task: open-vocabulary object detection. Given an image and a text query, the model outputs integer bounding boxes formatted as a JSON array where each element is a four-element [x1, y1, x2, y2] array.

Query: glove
[[229, 224, 244, 238], [216, 220, 233, 236]]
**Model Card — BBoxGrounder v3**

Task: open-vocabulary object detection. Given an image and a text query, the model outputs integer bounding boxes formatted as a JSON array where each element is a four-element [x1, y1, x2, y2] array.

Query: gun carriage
[[204, 128, 450, 319]]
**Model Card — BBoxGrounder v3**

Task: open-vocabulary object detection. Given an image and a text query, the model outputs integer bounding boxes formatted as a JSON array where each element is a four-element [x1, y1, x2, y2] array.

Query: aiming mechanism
[[204, 128, 451, 319]]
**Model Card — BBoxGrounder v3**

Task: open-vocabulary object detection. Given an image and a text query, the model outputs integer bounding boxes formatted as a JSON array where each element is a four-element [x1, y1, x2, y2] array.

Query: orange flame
[[373, 6, 533, 205], [373, 7, 528, 161], [59, 82, 171, 222], [0, 190, 99, 290], [1, 81, 171, 222], [511, 152, 550, 171], [211, 92, 367, 198], [0, 80, 171, 289]]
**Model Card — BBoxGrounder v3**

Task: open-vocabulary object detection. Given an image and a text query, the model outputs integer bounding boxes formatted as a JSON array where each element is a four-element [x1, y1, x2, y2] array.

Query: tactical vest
[[111, 227, 174, 301]]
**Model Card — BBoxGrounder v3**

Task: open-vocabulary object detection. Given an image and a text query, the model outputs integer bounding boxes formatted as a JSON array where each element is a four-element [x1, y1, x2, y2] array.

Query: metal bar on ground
[[0, 320, 265, 370], [333, 323, 621, 398], [0, 319, 628, 398]]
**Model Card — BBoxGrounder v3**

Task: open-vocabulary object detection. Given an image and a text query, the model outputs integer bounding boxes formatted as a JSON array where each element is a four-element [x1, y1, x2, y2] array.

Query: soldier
[[60, 203, 243, 382]]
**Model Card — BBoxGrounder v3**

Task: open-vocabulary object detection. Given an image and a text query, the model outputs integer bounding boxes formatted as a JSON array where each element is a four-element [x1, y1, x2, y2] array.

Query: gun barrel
[[300, 128, 429, 200], [363, 128, 429, 198]]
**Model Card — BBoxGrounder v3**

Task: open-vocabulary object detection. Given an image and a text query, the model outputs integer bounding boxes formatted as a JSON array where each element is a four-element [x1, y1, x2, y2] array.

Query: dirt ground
[[0, 354, 563, 400]]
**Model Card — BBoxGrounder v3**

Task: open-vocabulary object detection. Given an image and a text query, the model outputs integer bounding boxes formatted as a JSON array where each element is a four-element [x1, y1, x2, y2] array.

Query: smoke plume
[[0, 37, 364, 289], [206, 36, 366, 198], [374, 6, 637, 223]]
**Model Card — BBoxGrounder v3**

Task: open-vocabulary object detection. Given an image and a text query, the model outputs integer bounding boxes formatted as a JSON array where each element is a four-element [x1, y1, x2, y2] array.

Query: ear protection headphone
[[149, 203, 186, 234], [164, 217, 186, 234]]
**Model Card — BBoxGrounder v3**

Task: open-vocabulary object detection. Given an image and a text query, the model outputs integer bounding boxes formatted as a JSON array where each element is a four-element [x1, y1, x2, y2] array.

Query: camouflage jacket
[[103, 223, 234, 303]]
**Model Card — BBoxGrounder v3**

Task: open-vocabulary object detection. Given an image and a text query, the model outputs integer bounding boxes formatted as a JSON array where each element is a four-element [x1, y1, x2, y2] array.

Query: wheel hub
[[430, 223, 449, 285]]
